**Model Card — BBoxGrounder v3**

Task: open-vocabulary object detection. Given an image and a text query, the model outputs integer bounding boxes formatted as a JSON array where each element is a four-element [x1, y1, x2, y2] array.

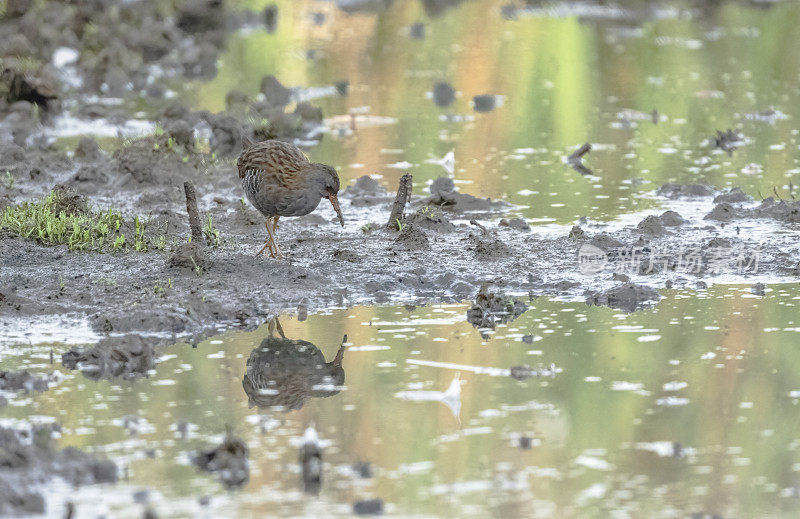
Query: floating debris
[[193, 431, 249, 488], [432, 82, 456, 107], [466, 284, 527, 329], [395, 373, 462, 421], [300, 424, 323, 494], [712, 128, 744, 155], [567, 142, 593, 176]]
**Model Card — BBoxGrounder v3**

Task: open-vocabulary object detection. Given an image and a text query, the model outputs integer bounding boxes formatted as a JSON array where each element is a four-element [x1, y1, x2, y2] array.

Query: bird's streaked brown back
[[237, 140, 310, 190]]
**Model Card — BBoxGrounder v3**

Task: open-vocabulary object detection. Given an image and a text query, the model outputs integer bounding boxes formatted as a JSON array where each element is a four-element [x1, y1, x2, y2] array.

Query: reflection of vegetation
[[195, 0, 800, 225]]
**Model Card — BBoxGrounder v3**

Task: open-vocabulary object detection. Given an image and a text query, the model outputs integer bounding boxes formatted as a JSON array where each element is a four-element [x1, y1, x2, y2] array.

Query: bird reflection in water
[[242, 317, 346, 410]]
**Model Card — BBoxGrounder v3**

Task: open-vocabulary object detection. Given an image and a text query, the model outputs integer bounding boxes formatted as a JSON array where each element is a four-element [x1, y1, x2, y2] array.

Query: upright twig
[[183, 181, 203, 244], [387, 173, 413, 230]]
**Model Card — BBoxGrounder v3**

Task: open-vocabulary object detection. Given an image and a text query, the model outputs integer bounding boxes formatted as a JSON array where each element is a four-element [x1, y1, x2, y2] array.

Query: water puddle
[[3, 285, 800, 516]]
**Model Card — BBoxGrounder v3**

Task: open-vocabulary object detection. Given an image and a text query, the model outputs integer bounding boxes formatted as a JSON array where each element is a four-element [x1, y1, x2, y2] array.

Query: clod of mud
[[1, 65, 58, 108], [193, 432, 249, 488], [422, 176, 509, 214], [569, 226, 586, 239], [294, 101, 323, 123], [260, 75, 291, 109], [707, 237, 731, 248], [467, 284, 527, 329], [333, 249, 362, 262], [113, 136, 198, 184], [207, 113, 243, 155], [353, 498, 384, 516], [636, 215, 666, 236], [712, 128, 743, 155], [656, 183, 714, 199], [704, 202, 738, 221], [50, 184, 88, 216], [588, 233, 623, 251], [500, 217, 530, 231], [165, 120, 195, 148], [393, 222, 430, 250], [73, 137, 103, 161], [264, 4, 279, 32], [403, 207, 456, 233], [432, 82, 455, 107], [714, 187, 752, 204], [168, 242, 208, 270], [659, 210, 685, 226], [62, 335, 156, 380], [341, 176, 393, 207], [0, 424, 117, 516], [473, 94, 496, 112], [409, 22, 426, 39], [586, 282, 660, 312], [752, 198, 800, 223], [472, 234, 511, 259], [0, 371, 51, 392], [509, 364, 558, 381]]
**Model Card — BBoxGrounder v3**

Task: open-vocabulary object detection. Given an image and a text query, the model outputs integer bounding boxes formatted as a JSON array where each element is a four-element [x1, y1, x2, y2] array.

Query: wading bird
[[238, 139, 344, 257]]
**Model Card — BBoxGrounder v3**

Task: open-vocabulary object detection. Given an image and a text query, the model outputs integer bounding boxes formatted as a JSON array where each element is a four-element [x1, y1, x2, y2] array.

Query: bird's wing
[[237, 140, 309, 190]]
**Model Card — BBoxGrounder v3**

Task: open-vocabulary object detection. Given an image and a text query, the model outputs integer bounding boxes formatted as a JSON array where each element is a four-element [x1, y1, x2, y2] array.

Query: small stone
[[353, 499, 384, 516], [409, 22, 426, 39], [473, 94, 496, 112], [432, 82, 455, 107]]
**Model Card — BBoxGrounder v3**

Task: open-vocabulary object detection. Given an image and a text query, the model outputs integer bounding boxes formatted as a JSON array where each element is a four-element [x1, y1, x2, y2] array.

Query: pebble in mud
[[432, 82, 456, 107]]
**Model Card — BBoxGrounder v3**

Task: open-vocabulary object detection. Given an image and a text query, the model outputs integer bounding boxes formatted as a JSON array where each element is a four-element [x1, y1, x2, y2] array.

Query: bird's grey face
[[311, 164, 344, 226]]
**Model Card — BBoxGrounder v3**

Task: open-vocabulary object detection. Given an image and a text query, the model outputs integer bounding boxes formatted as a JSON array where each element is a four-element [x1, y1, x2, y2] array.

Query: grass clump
[[0, 187, 162, 253]]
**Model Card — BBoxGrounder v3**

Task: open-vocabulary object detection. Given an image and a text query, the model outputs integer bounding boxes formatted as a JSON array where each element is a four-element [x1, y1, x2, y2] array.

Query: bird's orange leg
[[255, 220, 276, 257], [272, 216, 281, 256], [264, 218, 280, 258]]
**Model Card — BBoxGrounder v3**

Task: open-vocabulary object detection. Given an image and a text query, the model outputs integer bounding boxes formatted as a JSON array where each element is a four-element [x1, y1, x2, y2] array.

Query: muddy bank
[[2, 176, 799, 345]]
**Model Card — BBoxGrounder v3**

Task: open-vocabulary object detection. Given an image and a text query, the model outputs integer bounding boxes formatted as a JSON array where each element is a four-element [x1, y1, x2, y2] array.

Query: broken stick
[[184, 181, 203, 244], [387, 173, 413, 230]]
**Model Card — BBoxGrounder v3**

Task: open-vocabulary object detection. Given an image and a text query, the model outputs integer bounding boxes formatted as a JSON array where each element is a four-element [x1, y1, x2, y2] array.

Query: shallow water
[[183, 0, 800, 224], [4, 285, 800, 517]]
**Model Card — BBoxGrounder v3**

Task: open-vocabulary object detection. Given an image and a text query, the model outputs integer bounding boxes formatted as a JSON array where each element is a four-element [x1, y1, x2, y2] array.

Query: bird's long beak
[[328, 194, 345, 227]]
